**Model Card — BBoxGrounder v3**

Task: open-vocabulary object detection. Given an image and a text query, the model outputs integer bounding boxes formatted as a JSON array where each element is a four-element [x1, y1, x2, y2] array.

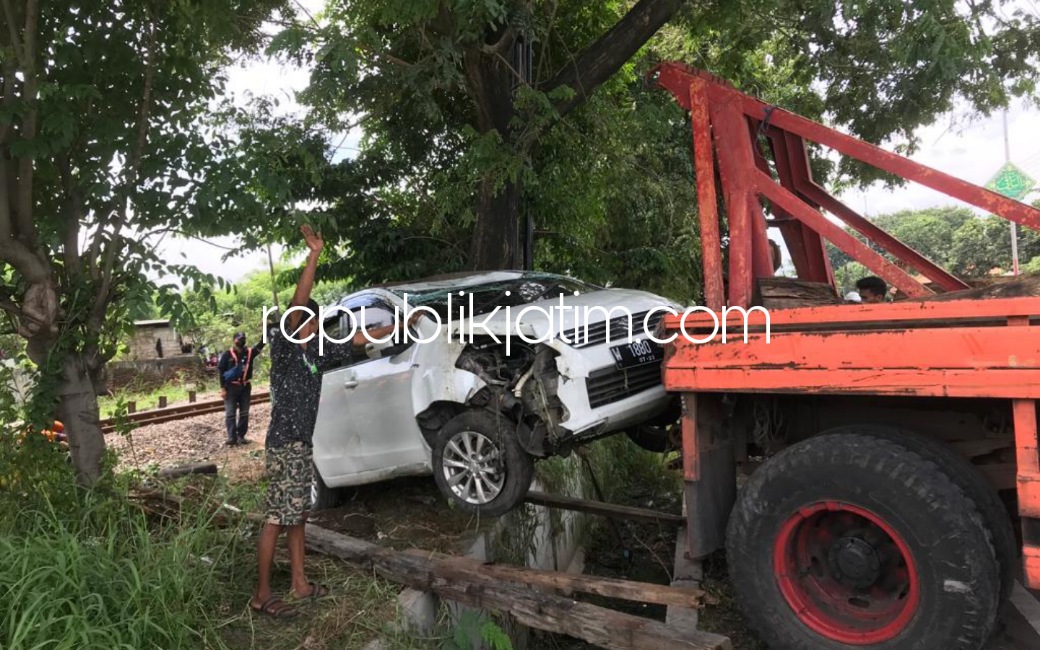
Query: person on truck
[[856, 276, 888, 303], [219, 332, 265, 446]]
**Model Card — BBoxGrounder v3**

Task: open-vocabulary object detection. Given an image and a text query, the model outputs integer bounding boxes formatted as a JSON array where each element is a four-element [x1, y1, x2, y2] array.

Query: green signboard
[[985, 162, 1035, 200]]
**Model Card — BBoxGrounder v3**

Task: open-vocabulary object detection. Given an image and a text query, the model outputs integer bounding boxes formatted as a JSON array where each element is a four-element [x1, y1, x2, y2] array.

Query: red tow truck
[[651, 63, 1040, 649]]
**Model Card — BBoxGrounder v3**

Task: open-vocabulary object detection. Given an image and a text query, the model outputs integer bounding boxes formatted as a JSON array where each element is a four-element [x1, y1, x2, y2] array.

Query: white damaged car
[[311, 271, 681, 516]]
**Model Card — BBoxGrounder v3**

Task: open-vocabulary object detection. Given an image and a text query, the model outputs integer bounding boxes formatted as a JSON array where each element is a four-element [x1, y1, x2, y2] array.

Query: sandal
[[250, 595, 298, 618], [290, 582, 330, 601]]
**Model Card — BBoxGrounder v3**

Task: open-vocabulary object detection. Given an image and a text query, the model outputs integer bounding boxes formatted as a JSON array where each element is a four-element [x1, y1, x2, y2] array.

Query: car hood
[[445, 288, 681, 341]]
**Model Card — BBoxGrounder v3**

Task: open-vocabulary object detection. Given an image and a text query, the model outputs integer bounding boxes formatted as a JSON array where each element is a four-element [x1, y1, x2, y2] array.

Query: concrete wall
[[2, 360, 33, 407], [99, 355, 204, 394], [129, 325, 188, 360], [396, 455, 593, 649]]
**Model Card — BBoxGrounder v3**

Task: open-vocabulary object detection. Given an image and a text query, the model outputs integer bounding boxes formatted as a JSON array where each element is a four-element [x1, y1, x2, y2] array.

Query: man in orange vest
[[219, 332, 265, 446]]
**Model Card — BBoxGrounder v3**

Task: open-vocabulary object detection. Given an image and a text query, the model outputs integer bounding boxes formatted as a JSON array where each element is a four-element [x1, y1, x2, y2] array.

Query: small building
[[130, 319, 191, 360]]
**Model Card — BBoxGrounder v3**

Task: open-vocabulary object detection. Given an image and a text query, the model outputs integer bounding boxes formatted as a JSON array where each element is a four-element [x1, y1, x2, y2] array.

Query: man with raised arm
[[249, 225, 419, 618]]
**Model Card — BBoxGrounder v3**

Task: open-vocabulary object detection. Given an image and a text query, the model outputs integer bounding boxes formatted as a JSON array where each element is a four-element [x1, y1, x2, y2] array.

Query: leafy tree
[[0, 0, 290, 485], [275, 0, 688, 272], [870, 206, 975, 269], [270, 0, 1040, 282], [828, 204, 1040, 290]]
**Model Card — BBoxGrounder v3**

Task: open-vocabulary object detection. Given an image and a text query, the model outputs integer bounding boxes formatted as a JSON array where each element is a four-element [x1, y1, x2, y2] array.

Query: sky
[[156, 3, 1040, 285], [837, 97, 1040, 217]]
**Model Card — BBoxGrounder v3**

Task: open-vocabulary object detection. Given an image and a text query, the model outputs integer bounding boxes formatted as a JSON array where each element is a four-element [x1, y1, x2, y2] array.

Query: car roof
[[377, 270, 567, 294]]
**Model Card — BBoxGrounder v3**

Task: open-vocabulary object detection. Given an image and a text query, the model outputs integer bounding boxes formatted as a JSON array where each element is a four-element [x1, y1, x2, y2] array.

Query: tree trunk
[[464, 0, 687, 270], [471, 176, 522, 270], [464, 41, 524, 271], [55, 353, 105, 487]]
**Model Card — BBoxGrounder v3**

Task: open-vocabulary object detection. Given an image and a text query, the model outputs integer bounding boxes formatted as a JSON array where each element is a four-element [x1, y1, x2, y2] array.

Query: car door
[[313, 293, 429, 487]]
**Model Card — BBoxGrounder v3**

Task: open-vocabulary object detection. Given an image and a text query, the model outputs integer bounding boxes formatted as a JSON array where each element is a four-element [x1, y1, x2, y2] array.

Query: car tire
[[311, 463, 341, 511], [432, 410, 534, 518], [820, 424, 1016, 607], [727, 432, 1000, 650]]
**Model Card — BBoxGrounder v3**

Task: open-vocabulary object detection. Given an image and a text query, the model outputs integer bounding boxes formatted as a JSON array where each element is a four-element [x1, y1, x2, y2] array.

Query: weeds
[[0, 489, 246, 649]]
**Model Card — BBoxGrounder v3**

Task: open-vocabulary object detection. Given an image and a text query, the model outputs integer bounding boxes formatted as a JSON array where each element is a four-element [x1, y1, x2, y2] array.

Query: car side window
[[336, 295, 393, 335], [327, 295, 408, 367], [316, 295, 375, 371], [357, 304, 395, 331], [322, 315, 343, 340]]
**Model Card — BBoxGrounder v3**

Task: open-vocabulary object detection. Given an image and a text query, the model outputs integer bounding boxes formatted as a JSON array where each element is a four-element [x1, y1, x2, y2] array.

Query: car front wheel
[[311, 463, 341, 511], [431, 410, 534, 517]]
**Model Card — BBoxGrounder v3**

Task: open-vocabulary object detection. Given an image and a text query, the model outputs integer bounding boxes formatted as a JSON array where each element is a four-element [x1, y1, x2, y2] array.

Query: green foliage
[[584, 434, 683, 504], [1, 0, 295, 481], [678, 0, 1040, 185], [0, 478, 248, 650], [449, 611, 513, 650], [262, 0, 1039, 302], [828, 205, 1040, 291]]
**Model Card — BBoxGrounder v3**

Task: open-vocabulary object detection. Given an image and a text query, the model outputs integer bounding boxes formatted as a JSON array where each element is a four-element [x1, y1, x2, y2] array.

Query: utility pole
[[515, 34, 534, 271], [267, 242, 280, 312], [1004, 110, 1020, 276]]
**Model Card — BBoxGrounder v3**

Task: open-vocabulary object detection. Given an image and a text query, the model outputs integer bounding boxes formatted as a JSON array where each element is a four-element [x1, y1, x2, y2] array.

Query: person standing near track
[[218, 332, 265, 446]]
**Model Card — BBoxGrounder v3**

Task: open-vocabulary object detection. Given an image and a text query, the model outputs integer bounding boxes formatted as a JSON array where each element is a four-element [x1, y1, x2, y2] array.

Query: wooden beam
[[524, 491, 686, 526], [304, 524, 730, 650], [157, 462, 217, 479], [402, 549, 712, 609]]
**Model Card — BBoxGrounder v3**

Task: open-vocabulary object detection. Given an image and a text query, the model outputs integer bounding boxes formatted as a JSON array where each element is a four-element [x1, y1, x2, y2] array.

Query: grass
[[0, 427, 678, 650], [218, 555, 404, 650], [98, 370, 271, 417], [0, 446, 404, 650], [0, 488, 244, 649]]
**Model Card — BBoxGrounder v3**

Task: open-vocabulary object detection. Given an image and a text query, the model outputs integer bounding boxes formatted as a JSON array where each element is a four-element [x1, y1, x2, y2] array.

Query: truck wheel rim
[[442, 430, 505, 505], [773, 501, 919, 645]]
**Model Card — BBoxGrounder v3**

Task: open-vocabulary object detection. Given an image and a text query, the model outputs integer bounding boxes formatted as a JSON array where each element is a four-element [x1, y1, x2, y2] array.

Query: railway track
[[100, 390, 271, 434]]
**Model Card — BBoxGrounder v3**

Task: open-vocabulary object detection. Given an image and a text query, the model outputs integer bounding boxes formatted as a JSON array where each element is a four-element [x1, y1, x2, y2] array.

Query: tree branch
[[541, 0, 685, 118], [0, 0, 26, 68], [13, 0, 39, 246], [0, 150, 12, 244], [0, 237, 46, 281], [91, 17, 157, 328], [0, 295, 43, 328], [57, 155, 83, 278], [0, 2, 19, 242], [481, 25, 516, 57]]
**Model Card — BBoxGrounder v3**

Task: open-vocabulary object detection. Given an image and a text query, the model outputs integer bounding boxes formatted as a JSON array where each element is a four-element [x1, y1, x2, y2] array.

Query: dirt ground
[[107, 401, 270, 482], [116, 405, 1040, 649]]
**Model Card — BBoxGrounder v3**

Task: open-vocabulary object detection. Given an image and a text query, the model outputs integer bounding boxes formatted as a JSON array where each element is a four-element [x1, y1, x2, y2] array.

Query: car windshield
[[395, 274, 600, 318]]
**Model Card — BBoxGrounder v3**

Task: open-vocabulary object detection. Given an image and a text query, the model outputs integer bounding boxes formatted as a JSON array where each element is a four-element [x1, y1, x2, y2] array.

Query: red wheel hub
[[773, 501, 920, 645]]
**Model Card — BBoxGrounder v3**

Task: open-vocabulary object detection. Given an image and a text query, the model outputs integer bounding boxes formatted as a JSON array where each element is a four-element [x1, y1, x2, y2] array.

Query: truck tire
[[820, 424, 1016, 607], [311, 464, 341, 511], [727, 432, 1000, 650], [432, 410, 534, 518]]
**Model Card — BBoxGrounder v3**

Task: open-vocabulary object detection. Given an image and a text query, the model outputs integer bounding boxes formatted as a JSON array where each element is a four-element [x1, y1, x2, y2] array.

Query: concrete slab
[[979, 581, 1040, 649], [1010, 581, 1040, 638], [666, 526, 703, 635], [397, 588, 439, 635]]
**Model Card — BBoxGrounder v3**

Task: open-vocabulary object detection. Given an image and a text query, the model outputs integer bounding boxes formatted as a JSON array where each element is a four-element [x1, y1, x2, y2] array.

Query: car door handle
[[344, 378, 358, 389]]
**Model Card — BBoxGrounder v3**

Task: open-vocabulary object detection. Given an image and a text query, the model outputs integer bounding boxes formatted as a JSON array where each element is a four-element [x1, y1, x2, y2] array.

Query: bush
[[0, 445, 247, 650]]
